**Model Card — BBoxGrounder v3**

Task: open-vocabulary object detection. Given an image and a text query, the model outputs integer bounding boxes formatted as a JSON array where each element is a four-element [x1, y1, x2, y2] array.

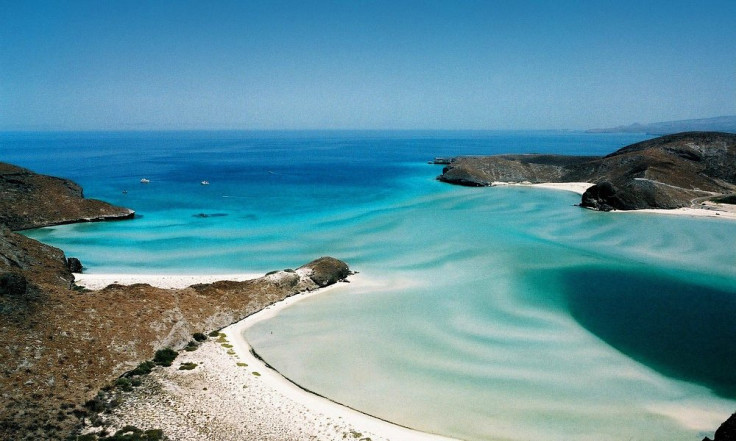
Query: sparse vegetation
[[152, 348, 178, 367], [178, 362, 197, 371], [74, 425, 164, 441], [192, 332, 207, 342], [252, 371, 260, 376], [184, 340, 199, 352], [114, 378, 133, 392], [236, 362, 247, 367], [128, 361, 155, 376], [208, 330, 220, 337], [713, 194, 736, 204], [70, 283, 90, 293]]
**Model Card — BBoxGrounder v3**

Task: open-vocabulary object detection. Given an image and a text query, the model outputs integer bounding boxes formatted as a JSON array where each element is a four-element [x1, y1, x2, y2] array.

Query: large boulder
[[0, 272, 27, 297], [66, 257, 83, 273], [580, 182, 622, 211], [298, 256, 351, 287], [704, 412, 736, 441]]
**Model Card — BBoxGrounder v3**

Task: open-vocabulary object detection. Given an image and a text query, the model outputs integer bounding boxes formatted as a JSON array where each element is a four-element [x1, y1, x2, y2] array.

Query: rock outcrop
[[0, 162, 135, 230], [438, 132, 736, 211], [704, 412, 736, 441], [298, 256, 351, 287]]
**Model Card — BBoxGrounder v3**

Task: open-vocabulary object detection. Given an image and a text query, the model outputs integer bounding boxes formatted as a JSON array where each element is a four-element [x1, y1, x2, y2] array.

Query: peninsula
[[0, 162, 135, 230], [438, 132, 736, 214]]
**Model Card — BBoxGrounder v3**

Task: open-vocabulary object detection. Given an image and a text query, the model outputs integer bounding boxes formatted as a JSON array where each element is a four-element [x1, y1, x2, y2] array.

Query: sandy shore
[[86, 272, 453, 441], [74, 272, 263, 290], [490, 181, 736, 220]]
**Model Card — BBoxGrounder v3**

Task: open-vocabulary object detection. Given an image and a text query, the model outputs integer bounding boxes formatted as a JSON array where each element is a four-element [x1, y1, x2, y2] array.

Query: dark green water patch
[[558, 266, 736, 398]]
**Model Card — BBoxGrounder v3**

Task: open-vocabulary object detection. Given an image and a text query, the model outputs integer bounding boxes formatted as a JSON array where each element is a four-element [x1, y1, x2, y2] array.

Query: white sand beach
[[74, 273, 263, 290], [84, 272, 454, 441], [494, 181, 736, 220]]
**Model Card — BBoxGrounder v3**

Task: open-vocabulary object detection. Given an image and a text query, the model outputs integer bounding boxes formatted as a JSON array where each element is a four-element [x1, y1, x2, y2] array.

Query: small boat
[[200, 180, 210, 185], [140, 178, 150, 184]]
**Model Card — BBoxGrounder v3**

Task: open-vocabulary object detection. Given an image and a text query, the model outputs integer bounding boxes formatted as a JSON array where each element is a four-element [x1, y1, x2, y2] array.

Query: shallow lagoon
[[246, 185, 736, 441]]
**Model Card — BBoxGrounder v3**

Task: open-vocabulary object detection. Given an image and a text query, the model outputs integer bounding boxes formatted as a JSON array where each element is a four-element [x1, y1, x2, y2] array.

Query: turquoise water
[[4, 131, 735, 440]]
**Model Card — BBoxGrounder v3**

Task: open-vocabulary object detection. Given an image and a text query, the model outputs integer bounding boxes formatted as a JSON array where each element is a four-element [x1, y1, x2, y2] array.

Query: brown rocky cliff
[[437, 132, 736, 211], [0, 162, 134, 230]]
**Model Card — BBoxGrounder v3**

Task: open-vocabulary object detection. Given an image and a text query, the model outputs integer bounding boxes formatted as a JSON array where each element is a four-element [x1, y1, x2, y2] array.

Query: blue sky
[[1, 0, 734, 130]]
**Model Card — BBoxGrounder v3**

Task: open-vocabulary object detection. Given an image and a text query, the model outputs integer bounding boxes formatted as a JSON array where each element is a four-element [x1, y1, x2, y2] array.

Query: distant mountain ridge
[[587, 116, 736, 135]]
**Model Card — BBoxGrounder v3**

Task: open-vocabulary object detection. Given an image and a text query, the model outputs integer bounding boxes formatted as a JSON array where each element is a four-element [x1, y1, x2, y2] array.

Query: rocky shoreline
[[0, 162, 134, 230], [0, 162, 355, 440], [438, 132, 736, 212]]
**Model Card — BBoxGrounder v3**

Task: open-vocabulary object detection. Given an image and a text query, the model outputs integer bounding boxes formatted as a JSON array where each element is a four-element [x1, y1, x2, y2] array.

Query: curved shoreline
[[223, 273, 455, 441], [76, 272, 455, 441], [494, 181, 736, 220]]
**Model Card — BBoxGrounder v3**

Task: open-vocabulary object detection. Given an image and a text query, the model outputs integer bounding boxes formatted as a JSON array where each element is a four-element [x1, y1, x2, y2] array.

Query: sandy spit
[[89, 272, 454, 441]]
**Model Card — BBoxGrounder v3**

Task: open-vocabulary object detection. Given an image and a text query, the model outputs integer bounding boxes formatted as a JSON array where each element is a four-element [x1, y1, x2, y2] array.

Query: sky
[[1, 0, 735, 131]]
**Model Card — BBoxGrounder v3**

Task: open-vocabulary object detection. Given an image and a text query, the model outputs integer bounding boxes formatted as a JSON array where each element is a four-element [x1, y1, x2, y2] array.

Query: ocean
[[3, 130, 735, 440]]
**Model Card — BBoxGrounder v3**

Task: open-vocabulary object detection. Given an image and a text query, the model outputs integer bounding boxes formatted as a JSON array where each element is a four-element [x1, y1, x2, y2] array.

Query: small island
[[438, 131, 736, 214]]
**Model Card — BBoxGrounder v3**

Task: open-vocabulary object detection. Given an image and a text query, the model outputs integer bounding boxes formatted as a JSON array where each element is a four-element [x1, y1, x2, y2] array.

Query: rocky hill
[[438, 132, 736, 211], [0, 163, 351, 440], [0, 162, 134, 230]]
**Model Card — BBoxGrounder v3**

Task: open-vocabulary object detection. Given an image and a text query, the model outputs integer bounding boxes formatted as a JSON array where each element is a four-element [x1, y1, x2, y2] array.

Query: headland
[[437, 132, 736, 216]]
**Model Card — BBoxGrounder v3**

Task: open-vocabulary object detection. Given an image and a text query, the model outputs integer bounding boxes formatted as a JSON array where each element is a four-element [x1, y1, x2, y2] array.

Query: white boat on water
[[201, 180, 210, 185], [140, 178, 150, 184]]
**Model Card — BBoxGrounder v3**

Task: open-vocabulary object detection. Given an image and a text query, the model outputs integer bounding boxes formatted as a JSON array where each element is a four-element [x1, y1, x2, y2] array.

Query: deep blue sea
[[3, 131, 735, 441]]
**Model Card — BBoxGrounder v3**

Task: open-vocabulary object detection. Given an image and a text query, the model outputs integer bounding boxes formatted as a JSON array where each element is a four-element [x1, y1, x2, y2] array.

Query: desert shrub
[[208, 330, 220, 337], [129, 361, 155, 376], [153, 348, 178, 367], [131, 377, 142, 387], [143, 429, 164, 441], [115, 377, 133, 392], [83, 396, 105, 413], [71, 284, 90, 293], [178, 362, 197, 370], [193, 332, 207, 342], [184, 340, 199, 352], [713, 195, 736, 204]]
